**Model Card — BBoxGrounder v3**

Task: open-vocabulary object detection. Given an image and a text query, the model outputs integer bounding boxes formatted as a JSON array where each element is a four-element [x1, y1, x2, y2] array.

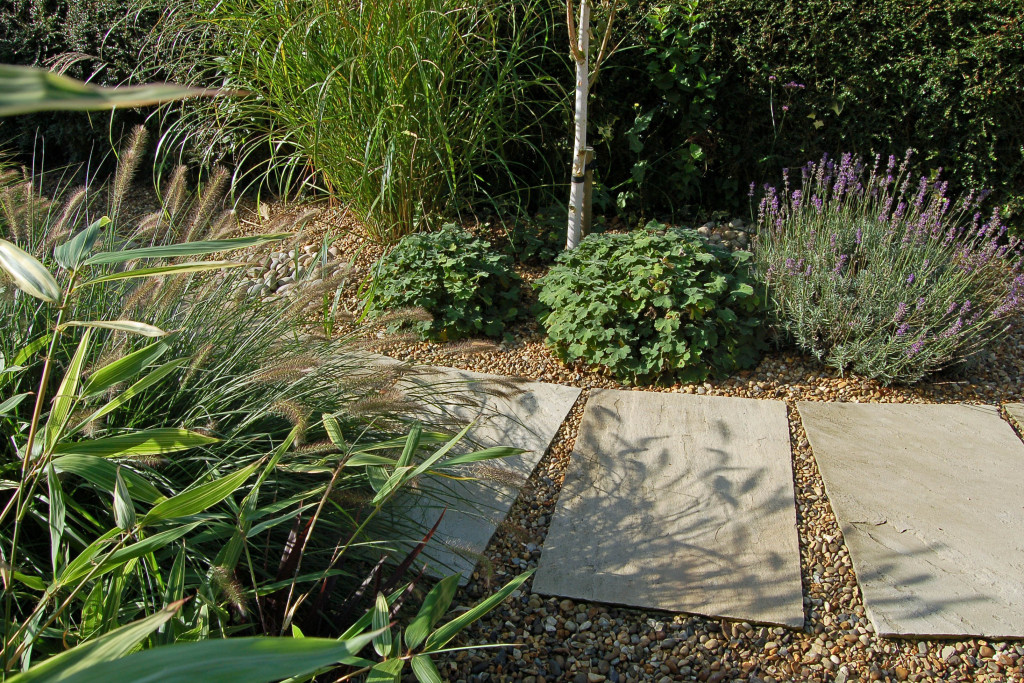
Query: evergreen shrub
[[368, 224, 523, 340], [536, 222, 766, 385]]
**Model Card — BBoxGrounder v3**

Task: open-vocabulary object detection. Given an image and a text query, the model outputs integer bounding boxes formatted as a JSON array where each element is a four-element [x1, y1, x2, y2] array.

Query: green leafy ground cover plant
[[754, 151, 1024, 384], [367, 224, 523, 340], [536, 222, 766, 385]]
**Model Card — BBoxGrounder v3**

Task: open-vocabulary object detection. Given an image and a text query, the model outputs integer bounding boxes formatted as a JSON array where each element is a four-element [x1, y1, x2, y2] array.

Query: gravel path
[[240, 207, 1024, 682]]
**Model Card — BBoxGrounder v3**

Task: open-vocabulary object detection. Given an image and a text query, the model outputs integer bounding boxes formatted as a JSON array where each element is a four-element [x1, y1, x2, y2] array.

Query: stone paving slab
[[798, 402, 1024, 638], [1003, 403, 1024, 432], [534, 389, 804, 627], [388, 366, 580, 582]]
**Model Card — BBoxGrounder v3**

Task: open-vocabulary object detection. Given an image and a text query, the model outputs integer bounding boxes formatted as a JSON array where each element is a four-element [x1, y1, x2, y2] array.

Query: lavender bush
[[754, 151, 1024, 384]]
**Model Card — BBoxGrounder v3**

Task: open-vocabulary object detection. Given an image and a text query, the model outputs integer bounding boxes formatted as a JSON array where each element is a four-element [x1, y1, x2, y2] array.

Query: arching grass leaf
[[0, 238, 61, 302]]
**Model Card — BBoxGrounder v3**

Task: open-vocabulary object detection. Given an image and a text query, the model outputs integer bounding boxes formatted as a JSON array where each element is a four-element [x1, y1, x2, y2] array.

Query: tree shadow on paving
[[382, 370, 579, 582], [534, 393, 804, 628]]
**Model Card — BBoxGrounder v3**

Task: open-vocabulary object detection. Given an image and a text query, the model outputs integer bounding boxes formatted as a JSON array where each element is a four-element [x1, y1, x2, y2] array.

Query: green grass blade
[[53, 454, 166, 504], [82, 337, 173, 397], [141, 460, 260, 525], [52, 428, 218, 458], [6, 602, 182, 682], [83, 234, 291, 266], [0, 64, 223, 116], [54, 217, 110, 271], [0, 238, 61, 302], [27, 632, 381, 683], [423, 569, 534, 651], [80, 261, 245, 286]]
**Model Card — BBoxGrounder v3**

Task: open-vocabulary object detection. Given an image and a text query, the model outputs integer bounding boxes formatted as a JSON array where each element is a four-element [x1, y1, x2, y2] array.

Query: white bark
[[565, 0, 590, 250]]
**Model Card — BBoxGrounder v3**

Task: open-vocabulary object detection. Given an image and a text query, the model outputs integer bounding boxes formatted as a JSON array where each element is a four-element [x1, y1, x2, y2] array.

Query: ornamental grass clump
[[536, 223, 766, 385], [754, 151, 1024, 384]]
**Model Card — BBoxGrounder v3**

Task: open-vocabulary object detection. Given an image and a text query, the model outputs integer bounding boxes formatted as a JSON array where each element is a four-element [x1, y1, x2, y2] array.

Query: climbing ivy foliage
[[536, 223, 766, 385], [368, 223, 523, 340]]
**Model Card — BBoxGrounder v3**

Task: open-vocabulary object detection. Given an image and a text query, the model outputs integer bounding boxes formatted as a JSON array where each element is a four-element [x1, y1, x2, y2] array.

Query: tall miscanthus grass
[[149, 0, 564, 243], [753, 150, 1024, 384], [1, 135, 531, 678]]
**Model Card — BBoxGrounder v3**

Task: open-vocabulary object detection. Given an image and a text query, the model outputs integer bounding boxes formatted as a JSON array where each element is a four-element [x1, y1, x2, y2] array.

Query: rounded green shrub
[[536, 222, 766, 385], [367, 223, 523, 340]]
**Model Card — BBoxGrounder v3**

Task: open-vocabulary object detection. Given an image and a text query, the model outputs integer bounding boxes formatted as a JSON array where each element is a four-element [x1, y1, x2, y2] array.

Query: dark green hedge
[[0, 0, 163, 164], [699, 0, 1024, 221]]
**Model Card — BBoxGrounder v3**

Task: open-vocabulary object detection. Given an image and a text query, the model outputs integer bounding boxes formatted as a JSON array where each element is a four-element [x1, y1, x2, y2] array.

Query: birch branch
[[566, 0, 583, 63]]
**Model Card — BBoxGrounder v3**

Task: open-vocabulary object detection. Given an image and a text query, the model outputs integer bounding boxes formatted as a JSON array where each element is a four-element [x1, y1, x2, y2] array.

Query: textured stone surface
[[390, 366, 580, 582], [534, 389, 803, 627], [799, 402, 1024, 638], [1003, 402, 1024, 432]]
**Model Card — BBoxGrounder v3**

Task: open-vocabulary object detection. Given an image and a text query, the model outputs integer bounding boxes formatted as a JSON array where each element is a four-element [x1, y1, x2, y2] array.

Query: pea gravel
[[238, 206, 1024, 682]]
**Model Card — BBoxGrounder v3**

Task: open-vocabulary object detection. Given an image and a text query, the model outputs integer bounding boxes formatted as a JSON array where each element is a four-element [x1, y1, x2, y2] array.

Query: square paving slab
[[1002, 403, 1024, 432], [534, 389, 803, 627], [387, 366, 580, 582], [798, 402, 1024, 638]]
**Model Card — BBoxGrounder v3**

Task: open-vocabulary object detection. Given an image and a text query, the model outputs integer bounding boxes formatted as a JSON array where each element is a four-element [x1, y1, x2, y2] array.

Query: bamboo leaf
[[52, 428, 218, 458], [337, 586, 406, 642], [0, 391, 30, 415], [60, 522, 202, 585], [423, 569, 534, 651], [53, 454, 166, 504], [60, 320, 166, 337], [113, 467, 137, 530], [141, 460, 260, 525], [14, 632, 382, 683], [397, 422, 421, 468], [7, 601, 183, 682], [47, 463, 66, 575], [370, 465, 414, 506], [322, 415, 344, 448], [404, 574, 460, 650], [80, 261, 245, 286], [407, 422, 474, 480], [0, 238, 61, 302], [366, 658, 404, 683], [410, 655, 443, 683], [46, 329, 92, 451], [73, 359, 188, 434], [0, 64, 224, 116], [159, 547, 186, 644], [83, 234, 291, 266], [82, 337, 174, 397], [54, 216, 110, 270], [371, 593, 392, 657], [431, 446, 524, 469], [11, 571, 45, 591]]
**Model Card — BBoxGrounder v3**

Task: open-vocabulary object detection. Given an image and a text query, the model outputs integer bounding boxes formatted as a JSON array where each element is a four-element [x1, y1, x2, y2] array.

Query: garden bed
[[240, 202, 1024, 682]]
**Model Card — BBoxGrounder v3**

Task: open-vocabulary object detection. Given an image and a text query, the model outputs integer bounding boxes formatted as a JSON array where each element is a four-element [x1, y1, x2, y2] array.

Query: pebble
[[245, 208, 1024, 683]]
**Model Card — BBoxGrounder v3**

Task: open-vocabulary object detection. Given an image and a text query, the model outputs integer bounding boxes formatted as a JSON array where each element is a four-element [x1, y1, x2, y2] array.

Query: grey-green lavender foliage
[[754, 150, 1024, 384]]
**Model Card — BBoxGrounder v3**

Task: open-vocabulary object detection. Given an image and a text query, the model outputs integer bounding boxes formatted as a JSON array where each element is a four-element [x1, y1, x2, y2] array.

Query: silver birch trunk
[[565, 0, 590, 250]]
